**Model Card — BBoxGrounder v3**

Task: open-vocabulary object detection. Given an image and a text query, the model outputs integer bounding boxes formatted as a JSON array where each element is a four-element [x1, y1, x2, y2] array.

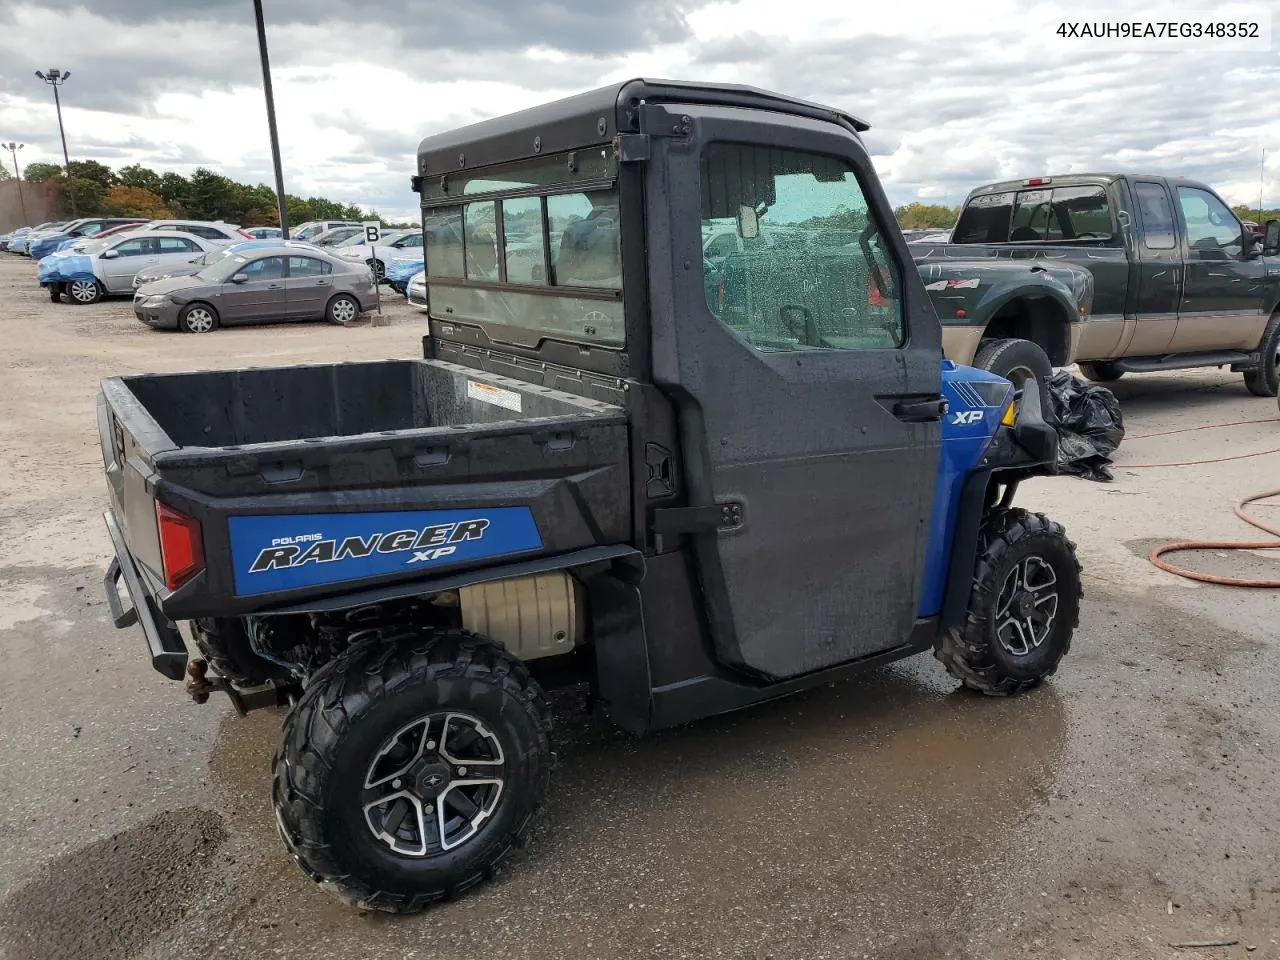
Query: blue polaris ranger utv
[[98, 79, 1081, 912]]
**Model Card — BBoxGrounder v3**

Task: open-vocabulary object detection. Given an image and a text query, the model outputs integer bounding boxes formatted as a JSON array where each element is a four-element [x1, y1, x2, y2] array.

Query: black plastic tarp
[[1047, 370, 1125, 482]]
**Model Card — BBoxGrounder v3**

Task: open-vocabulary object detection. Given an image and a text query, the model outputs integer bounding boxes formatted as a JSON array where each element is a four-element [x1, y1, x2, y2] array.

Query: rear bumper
[[103, 510, 189, 681]]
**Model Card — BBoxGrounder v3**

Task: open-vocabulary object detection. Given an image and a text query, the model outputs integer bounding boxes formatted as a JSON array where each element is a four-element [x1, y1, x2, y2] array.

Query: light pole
[[253, 0, 290, 238], [3, 142, 26, 224], [34, 68, 77, 216]]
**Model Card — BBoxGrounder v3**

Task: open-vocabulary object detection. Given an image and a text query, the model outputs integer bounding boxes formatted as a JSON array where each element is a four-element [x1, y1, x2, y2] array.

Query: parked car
[[243, 226, 283, 240], [334, 230, 422, 280], [312, 225, 365, 247], [55, 220, 162, 253], [406, 269, 428, 310], [143, 220, 251, 244], [133, 245, 376, 332], [40, 231, 220, 304], [27, 217, 152, 259], [131, 238, 323, 288], [9, 221, 69, 255], [385, 253, 425, 293], [0, 226, 33, 251], [915, 174, 1280, 394], [292, 220, 361, 242]]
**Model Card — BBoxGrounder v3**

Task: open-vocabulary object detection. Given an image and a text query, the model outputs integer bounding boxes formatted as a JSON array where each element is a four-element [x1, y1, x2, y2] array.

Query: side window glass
[[502, 196, 547, 284], [1178, 186, 1242, 259], [464, 201, 499, 281], [288, 256, 329, 277], [699, 142, 903, 352], [243, 256, 286, 280], [1053, 186, 1112, 240], [424, 206, 464, 278], [1135, 183, 1176, 250], [547, 192, 620, 288]]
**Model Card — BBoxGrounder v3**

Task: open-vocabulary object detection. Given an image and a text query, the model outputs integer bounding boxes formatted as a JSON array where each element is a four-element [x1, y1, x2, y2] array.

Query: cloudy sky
[[0, 0, 1277, 221]]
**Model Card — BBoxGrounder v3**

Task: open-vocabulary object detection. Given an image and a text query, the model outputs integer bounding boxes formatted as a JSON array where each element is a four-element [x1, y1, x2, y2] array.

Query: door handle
[[315, 279, 330, 286], [884, 395, 948, 422], [267, 283, 283, 289]]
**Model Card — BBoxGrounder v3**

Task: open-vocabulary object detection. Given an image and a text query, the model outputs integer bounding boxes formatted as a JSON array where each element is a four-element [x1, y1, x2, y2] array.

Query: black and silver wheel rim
[[69, 279, 98, 303], [184, 307, 215, 333], [362, 711, 505, 857], [994, 555, 1059, 656], [330, 297, 357, 324], [369, 259, 386, 281]]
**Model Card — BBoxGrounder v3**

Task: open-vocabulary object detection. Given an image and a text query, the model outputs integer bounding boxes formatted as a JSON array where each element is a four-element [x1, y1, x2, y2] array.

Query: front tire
[[49, 285, 61, 303], [272, 630, 551, 913], [326, 293, 360, 325], [66, 278, 102, 305], [1243, 311, 1280, 397], [934, 508, 1081, 696], [178, 302, 219, 333], [1077, 360, 1124, 383]]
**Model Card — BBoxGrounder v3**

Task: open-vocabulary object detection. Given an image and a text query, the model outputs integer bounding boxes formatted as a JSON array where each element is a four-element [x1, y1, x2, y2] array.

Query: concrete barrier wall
[[0, 180, 61, 233]]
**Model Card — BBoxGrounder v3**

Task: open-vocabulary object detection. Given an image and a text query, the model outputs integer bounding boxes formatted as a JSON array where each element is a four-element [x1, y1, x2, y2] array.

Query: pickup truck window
[[1178, 186, 1243, 259], [1134, 182, 1177, 249], [961, 185, 1112, 243], [701, 142, 903, 352]]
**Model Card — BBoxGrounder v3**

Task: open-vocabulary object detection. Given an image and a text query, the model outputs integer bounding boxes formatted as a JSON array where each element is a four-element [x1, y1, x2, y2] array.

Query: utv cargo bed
[[98, 359, 630, 618]]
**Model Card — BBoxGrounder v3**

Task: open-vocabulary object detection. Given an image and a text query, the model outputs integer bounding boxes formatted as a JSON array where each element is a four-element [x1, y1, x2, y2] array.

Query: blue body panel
[[386, 255, 425, 292], [38, 253, 96, 287], [228, 507, 543, 597], [29, 233, 72, 259], [916, 360, 1013, 618]]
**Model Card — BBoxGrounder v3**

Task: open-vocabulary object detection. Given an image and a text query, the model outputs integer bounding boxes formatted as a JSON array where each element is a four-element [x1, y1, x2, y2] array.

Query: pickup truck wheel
[[1077, 361, 1124, 383], [1243, 312, 1280, 397], [933, 508, 1081, 696], [972, 338, 1054, 412], [272, 629, 551, 913]]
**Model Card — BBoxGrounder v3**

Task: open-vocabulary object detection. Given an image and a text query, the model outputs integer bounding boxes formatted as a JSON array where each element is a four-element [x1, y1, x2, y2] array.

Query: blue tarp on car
[[385, 255, 425, 293], [29, 233, 75, 259], [38, 253, 95, 287]]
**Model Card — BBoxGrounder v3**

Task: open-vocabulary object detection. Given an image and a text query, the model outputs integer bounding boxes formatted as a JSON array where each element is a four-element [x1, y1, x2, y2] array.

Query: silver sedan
[[133, 246, 377, 333]]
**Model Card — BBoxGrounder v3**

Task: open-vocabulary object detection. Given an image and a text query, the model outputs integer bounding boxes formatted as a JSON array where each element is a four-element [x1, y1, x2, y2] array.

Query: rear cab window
[[419, 147, 623, 348], [954, 184, 1115, 243]]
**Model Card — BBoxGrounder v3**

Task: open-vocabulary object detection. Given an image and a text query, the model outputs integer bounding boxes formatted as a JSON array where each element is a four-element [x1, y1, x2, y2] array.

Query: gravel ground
[[1, 253, 1279, 960]]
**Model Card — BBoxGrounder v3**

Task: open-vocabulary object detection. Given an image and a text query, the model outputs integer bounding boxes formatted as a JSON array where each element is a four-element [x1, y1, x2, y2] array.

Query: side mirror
[[1264, 219, 1280, 257], [1243, 229, 1260, 258], [736, 205, 759, 240], [230, 273, 249, 284], [101, 249, 119, 260]]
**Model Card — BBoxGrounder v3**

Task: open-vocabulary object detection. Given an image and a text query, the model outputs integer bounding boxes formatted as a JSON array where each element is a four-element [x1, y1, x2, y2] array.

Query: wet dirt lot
[[1, 253, 1278, 960]]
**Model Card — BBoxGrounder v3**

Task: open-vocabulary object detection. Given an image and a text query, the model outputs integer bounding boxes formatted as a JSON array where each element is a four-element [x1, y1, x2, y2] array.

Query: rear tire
[[326, 293, 360, 325], [272, 630, 551, 913], [972, 337, 1054, 415], [1077, 360, 1124, 383], [934, 508, 1081, 696], [1243, 311, 1280, 397], [66, 278, 102, 305], [178, 302, 219, 333]]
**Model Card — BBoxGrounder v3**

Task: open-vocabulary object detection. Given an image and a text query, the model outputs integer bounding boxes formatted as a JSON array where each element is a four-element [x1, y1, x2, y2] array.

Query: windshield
[[294, 224, 321, 240], [195, 253, 250, 283], [77, 238, 115, 254]]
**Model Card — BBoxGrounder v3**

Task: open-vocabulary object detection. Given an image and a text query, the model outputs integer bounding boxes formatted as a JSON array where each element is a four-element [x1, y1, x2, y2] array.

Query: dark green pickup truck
[[912, 174, 1280, 395]]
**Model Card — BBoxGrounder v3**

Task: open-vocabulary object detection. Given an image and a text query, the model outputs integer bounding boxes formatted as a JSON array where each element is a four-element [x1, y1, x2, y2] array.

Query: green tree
[[157, 172, 191, 214], [1232, 204, 1280, 224], [894, 202, 960, 229], [23, 161, 63, 182], [117, 163, 163, 194], [0, 164, 10, 181], [67, 159, 116, 192], [102, 184, 172, 218]]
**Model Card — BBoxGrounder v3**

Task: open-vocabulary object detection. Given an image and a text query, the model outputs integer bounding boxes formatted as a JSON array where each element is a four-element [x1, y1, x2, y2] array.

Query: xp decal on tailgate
[[228, 507, 542, 596]]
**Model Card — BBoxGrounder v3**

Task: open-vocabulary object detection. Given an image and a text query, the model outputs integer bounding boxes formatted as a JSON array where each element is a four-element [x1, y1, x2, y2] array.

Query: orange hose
[[1128, 417, 1280, 440], [1149, 487, 1280, 587]]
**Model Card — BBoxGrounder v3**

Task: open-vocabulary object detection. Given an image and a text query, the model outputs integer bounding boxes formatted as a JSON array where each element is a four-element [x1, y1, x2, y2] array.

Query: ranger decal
[[228, 508, 541, 596]]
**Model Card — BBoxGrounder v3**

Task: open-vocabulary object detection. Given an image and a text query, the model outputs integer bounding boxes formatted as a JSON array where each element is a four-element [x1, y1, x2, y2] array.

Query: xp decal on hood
[[227, 507, 542, 596]]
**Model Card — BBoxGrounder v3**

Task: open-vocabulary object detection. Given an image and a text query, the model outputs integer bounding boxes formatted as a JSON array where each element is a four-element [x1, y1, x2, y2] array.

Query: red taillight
[[1024, 177, 1050, 187], [156, 502, 204, 591]]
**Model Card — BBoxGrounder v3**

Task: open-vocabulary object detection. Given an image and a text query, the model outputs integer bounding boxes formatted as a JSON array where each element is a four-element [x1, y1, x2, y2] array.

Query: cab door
[[645, 105, 944, 681]]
